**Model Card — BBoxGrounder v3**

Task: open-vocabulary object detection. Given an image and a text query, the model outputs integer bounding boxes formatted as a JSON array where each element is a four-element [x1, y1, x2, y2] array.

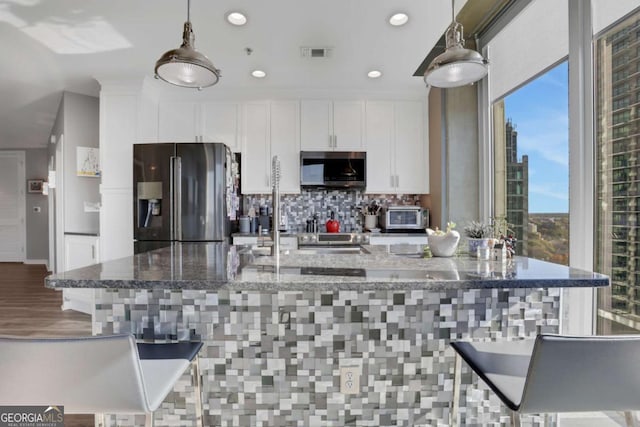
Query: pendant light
[[154, 0, 221, 89], [424, 0, 488, 88]]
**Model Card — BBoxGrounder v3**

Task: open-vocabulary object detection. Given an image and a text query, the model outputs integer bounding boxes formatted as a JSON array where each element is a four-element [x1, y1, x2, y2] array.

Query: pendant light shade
[[154, 1, 220, 89], [424, 1, 488, 88]]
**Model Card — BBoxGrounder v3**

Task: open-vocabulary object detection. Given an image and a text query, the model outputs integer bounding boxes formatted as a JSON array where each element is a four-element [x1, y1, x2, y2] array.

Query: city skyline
[[504, 61, 569, 213]]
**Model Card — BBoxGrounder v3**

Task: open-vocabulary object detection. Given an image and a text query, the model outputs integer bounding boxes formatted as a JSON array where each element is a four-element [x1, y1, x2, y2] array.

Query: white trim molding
[[565, 0, 596, 335]]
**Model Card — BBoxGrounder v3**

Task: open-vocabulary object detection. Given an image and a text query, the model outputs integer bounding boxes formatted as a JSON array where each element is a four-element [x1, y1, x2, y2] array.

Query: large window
[[596, 10, 640, 334], [493, 62, 569, 264]]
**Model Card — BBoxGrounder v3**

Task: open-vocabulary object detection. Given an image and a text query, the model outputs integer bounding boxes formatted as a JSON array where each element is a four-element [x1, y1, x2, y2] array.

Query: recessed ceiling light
[[389, 13, 409, 27], [251, 70, 266, 78], [368, 70, 382, 79], [226, 12, 247, 26]]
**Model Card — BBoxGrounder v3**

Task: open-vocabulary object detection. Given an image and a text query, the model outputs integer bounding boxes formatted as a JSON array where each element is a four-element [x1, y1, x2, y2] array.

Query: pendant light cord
[[187, 0, 191, 23]]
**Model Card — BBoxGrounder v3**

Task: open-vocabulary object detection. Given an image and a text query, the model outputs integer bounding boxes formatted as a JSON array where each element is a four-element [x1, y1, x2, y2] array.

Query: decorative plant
[[490, 217, 510, 239], [463, 221, 493, 239], [432, 221, 456, 235], [427, 221, 460, 257]]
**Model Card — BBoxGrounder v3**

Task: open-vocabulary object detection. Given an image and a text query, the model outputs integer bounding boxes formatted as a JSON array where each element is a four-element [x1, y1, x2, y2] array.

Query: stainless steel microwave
[[300, 151, 366, 189], [380, 206, 426, 230]]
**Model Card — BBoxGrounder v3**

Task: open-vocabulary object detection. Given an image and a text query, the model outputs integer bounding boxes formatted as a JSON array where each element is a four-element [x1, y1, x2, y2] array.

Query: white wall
[[62, 92, 100, 235], [24, 148, 48, 261]]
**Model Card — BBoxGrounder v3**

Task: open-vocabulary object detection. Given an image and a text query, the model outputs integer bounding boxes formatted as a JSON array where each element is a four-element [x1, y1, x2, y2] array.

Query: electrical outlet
[[340, 366, 360, 395]]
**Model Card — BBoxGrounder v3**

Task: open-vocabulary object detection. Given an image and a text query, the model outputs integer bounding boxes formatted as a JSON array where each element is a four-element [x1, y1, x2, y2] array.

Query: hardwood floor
[[0, 263, 94, 426]]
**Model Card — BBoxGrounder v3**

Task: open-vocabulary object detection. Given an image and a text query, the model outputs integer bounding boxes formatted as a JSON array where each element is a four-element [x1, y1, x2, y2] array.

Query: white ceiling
[[0, 0, 458, 149]]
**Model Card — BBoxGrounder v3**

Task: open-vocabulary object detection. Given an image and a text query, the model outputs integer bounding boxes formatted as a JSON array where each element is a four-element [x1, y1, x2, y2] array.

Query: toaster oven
[[380, 206, 426, 231]]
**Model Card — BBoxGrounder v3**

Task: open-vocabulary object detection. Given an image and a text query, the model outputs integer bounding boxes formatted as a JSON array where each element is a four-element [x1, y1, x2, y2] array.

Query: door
[[0, 151, 25, 262], [158, 101, 199, 142], [395, 101, 426, 193], [202, 102, 240, 152], [242, 102, 271, 193], [300, 100, 332, 150], [365, 101, 394, 193], [270, 101, 300, 193], [177, 143, 227, 241], [333, 101, 364, 150], [133, 143, 174, 242]]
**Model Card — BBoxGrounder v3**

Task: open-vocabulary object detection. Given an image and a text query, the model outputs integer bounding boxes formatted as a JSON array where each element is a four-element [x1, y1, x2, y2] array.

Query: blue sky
[[504, 61, 568, 213]]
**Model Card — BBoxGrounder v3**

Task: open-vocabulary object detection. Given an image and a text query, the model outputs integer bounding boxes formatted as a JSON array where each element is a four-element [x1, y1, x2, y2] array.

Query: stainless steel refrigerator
[[133, 143, 231, 253]]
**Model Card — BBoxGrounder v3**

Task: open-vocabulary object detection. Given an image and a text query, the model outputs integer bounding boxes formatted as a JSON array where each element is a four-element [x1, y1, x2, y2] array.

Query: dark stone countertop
[[45, 242, 610, 291]]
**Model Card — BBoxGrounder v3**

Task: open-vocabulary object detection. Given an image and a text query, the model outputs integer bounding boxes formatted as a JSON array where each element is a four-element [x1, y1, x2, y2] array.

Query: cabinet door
[[64, 235, 99, 271], [300, 100, 332, 150], [364, 101, 394, 193], [242, 102, 270, 194], [158, 101, 198, 142], [201, 102, 240, 152], [333, 101, 364, 150], [270, 101, 300, 193], [395, 101, 427, 194], [136, 93, 158, 143], [63, 234, 98, 315]]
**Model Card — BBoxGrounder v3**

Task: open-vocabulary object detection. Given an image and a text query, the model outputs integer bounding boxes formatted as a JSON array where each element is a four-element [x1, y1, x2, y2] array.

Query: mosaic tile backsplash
[[93, 287, 560, 427], [243, 190, 421, 232]]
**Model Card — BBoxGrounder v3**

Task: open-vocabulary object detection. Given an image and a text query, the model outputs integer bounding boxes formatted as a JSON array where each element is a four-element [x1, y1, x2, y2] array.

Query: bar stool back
[[451, 334, 640, 426], [0, 334, 203, 427]]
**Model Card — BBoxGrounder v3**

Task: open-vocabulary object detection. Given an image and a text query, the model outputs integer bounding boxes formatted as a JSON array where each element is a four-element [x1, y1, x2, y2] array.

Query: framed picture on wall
[[27, 179, 44, 193]]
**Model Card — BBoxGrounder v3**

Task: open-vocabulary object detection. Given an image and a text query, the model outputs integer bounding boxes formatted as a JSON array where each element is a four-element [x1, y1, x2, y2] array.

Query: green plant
[[491, 217, 514, 238], [433, 221, 456, 236], [463, 221, 492, 238]]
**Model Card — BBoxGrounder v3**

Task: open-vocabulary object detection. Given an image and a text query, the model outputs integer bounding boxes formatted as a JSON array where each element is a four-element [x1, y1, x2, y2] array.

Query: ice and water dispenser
[[137, 181, 163, 229]]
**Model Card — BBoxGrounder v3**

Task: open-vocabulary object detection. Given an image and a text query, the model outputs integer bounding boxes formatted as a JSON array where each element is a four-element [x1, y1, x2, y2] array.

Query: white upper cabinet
[[300, 100, 364, 151], [157, 100, 241, 151], [365, 100, 428, 194], [365, 101, 394, 193], [332, 101, 364, 150], [201, 102, 241, 152], [158, 100, 199, 142], [242, 102, 271, 194], [136, 92, 159, 143], [270, 101, 300, 193], [394, 101, 427, 194], [242, 101, 301, 194]]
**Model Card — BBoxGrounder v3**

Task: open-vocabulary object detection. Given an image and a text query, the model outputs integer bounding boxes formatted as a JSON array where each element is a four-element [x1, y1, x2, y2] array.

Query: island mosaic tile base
[[94, 288, 560, 426], [244, 190, 421, 232]]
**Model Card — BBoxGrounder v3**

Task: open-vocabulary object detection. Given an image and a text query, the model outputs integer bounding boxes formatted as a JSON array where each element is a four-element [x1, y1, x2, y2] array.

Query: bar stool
[[0, 334, 204, 427], [451, 334, 640, 426]]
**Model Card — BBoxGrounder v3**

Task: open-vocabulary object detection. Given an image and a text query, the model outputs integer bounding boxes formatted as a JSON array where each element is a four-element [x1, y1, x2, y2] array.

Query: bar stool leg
[[625, 411, 638, 427], [510, 411, 521, 427], [192, 354, 204, 427], [145, 413, 154, 427], [451, 353, 462, 427]]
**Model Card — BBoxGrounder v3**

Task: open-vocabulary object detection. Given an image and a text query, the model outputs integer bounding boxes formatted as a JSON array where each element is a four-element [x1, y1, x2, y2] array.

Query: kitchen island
[[47, 243, 608, 427]]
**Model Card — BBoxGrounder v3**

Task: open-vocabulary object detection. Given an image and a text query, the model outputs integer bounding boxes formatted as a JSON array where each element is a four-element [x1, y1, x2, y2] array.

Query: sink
[[287, 246, 369, 255], [247, 246, 369, 256]]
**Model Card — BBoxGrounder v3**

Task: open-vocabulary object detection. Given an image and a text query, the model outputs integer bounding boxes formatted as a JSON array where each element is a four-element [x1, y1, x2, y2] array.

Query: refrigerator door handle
[[170, 156, 176, 240], [175, 156, 183, 241]]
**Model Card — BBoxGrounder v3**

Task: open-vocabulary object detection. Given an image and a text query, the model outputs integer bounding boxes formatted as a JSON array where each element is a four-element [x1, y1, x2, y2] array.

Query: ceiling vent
[[300, 47, 332, 58]]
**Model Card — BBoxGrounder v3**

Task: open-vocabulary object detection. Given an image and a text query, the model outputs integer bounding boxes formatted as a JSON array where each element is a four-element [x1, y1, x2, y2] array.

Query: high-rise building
[[505, 119, 529, 255], [596, 15, 640, 333]]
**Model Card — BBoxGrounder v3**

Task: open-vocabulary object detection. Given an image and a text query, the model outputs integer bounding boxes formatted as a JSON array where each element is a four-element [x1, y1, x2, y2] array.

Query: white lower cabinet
[[63, 234, 99, 315]]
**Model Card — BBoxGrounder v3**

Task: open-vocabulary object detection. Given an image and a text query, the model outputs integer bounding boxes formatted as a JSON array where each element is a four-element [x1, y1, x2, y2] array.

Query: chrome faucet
[[271, 156, 281, 257]]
